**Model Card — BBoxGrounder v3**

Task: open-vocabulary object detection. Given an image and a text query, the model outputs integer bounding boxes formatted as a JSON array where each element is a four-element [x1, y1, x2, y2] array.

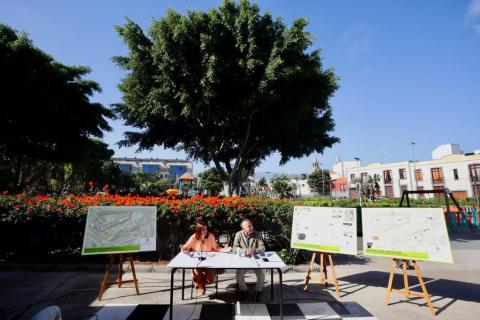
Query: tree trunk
[[13, 155, 23, 192]]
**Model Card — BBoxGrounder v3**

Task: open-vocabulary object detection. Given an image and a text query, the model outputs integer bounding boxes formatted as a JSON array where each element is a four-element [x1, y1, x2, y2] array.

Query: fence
[[444, 206, 480, 230]]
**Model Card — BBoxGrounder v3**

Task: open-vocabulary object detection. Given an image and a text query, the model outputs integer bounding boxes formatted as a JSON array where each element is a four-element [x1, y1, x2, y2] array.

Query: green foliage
[[271, 174, 294, 199], [0, 24, 114, 192], [307, 169, 331, 195], [199, 168, 225, 195], [0, 194, 476, 262], [113, 0, 339, 194], [352, 174, 381, 201], [278, 248, 297, 265], [131, 172, 173, 194]]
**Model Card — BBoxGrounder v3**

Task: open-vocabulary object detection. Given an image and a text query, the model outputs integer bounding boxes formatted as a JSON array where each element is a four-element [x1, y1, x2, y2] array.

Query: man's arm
[[255, 232, 266, 253], [232, 232, 242, 251]]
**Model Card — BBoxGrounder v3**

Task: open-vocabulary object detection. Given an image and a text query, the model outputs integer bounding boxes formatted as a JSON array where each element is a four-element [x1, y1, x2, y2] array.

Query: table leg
[[182, 269, 185, 300], [170, 268, 176, 320], [270, 269, 274, 301], [277, 268, 283, 320]]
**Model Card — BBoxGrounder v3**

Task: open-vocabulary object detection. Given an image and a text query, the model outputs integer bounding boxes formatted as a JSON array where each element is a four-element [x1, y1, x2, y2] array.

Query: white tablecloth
[[167, 251, 286, 269]]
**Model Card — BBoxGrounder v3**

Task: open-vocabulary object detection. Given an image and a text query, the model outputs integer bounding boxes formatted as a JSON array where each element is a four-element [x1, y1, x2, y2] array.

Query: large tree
[[307, 169, 331, 196], [271, 174, 294, 199], [199, 168, 225, 195], [114, 0, 339, 194], [0, 24, 114, 190]]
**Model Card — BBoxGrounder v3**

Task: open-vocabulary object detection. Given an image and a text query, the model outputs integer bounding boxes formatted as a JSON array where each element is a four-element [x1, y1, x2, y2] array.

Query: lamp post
[[410, 142, 418, 189], [354, 157, 362, 206], [410, 142, 418, 200]]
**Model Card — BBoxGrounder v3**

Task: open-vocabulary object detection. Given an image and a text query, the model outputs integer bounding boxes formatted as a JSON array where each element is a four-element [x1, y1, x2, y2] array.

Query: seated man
[[233, 219, 266, 301]]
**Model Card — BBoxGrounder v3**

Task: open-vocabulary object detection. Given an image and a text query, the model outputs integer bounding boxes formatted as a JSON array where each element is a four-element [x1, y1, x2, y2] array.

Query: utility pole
[[410, 142, 418, 200], [354, 157, 362, 206]]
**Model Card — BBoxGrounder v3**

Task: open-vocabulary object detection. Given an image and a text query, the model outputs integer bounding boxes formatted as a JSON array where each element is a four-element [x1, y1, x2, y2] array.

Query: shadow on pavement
[[338, 270, 480, 315]]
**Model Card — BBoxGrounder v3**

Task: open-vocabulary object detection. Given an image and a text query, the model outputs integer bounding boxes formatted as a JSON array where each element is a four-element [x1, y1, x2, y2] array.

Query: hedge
[[0, 194, 293, 261], [0, 193, 476, 261]]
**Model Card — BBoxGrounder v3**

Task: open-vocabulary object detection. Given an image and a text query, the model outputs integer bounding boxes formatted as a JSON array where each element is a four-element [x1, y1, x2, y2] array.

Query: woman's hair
[[194, 221, 208, 240]]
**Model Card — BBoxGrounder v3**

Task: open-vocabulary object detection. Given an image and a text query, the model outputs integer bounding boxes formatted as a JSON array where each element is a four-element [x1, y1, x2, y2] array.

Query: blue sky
[[2, 0, 479, 174]]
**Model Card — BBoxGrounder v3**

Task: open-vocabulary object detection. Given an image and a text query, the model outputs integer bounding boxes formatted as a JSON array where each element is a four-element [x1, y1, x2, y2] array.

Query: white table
[[167, 251, 286, 320]]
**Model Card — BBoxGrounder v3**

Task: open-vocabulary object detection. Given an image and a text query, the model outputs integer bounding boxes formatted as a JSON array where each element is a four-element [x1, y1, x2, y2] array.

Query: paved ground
[[0, 232, 479, 319]]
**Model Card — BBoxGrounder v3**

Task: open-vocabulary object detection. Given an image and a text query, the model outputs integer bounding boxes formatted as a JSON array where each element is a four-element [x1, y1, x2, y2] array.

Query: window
[[385, 185, 394, 198], [453, 169, 459, 180], [400, 185, 408, 195], [142, 164, 159, 174], [350, 174, 356, 181], [470, 164, 480, 182], [361, 172, 368, 181], [431, 168, 444, 183], [118, 164, 132, 173], [383, 170, 392, 184], [399, 168, 406, 179], [415, 169, 423, 181]]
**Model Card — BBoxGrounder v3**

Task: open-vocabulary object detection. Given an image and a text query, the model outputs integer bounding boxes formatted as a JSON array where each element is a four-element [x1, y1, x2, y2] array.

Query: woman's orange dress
[[182, 232, 222, 290]]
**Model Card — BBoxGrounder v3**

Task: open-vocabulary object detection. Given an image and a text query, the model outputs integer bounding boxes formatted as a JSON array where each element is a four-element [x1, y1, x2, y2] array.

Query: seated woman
[[181, 221, 231, 295]]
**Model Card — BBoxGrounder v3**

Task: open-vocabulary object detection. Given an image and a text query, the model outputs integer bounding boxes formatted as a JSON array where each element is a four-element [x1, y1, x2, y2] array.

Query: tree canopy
[[199, 168, 225, 195], [271, 174, 294, 199], [114, 0, 339, 194], [307, 169, 331, 195], [0, 24, 115, 190]]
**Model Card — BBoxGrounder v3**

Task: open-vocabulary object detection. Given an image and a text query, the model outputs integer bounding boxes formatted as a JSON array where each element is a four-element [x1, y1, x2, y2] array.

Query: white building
[[289, 174, 316, 197], [112, 157, 193, 183], [330, 156, 360, 198], [289, 159, 325, 197], [344, 144, 480, 200]]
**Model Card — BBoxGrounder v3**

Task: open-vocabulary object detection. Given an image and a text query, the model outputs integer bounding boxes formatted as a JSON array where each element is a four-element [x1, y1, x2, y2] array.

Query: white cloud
[[466, 0, 480, 19], [465, 0, 480, 34]]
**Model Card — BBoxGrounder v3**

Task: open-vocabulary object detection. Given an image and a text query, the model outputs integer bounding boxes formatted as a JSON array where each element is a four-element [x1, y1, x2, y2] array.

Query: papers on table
[[168, 251, 286, 269]]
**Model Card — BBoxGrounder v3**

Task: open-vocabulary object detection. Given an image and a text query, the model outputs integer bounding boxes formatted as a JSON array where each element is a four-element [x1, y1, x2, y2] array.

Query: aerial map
[[82, 206, 157, 255], [291, 206, 358, 255], [362, 208, 453, 263]]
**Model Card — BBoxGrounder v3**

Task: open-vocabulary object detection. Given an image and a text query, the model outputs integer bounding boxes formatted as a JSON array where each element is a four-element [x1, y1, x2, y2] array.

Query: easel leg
[[118, 254, 124, 288], [320, 253, 327, 286], [99, 255, 114, 300], [385, 258, 396, 305], [327, 254, 340, 297], [412, 260, 435, 316], [402, 260, 410, 298], [129, 253, 140, 295], [304, 252, 316, 291]]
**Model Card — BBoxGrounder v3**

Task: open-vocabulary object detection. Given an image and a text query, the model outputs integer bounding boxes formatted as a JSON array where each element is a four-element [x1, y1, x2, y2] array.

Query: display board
[[82, 206, 157, 255], [291, 206, 358, 255], [362, 207, 453, 263]]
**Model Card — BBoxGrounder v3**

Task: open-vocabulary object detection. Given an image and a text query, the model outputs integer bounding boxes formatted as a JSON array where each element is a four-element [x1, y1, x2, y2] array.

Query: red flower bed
[[0, 193, 293, 260]]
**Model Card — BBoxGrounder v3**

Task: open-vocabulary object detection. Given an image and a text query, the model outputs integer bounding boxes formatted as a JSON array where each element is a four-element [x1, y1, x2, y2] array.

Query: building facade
[[112, 157, 193, 183], [343, 144, 480, 200]]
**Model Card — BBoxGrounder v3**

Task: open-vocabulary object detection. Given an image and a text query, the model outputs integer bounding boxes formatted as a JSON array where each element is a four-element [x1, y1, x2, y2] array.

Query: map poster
[[291, 206, 358, 255], [82, 206, 157, 255], [362, 208, 453, 263]]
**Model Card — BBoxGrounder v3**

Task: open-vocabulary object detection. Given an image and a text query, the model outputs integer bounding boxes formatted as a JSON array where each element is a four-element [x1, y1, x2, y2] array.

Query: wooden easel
[[303, 252, 340, 297], [98, 253, 140, 300], [385, 258, 435, 316]]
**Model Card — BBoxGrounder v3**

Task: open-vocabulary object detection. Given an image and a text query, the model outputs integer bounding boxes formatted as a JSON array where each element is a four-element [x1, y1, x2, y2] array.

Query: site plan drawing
[[291, 206, 358, 255], [362, 208, 453, 263], [82, 206, 157, 255]]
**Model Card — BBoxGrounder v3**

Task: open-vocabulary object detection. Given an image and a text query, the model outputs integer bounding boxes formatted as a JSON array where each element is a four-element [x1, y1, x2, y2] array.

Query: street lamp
[[354, 157, 362, 206], [410, 142, 418, 191]]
